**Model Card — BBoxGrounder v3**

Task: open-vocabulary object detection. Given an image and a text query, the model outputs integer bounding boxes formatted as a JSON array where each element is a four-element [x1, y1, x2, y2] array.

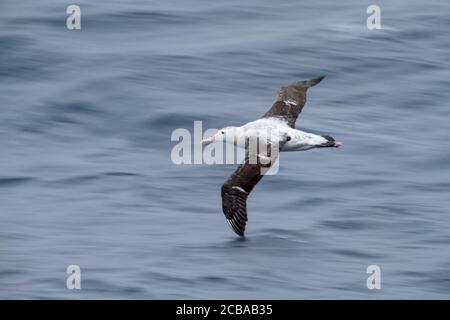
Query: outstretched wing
[[262, 75, 325, 128], [221, 160, 261, 237], [221, 140, 287, 237]]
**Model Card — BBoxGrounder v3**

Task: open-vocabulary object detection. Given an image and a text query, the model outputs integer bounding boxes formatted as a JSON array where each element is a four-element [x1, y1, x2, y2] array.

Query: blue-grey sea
[[1, 0, 450, 299]]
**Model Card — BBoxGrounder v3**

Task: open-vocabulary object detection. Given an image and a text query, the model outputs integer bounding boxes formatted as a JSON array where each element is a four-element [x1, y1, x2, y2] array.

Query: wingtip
[[234, 227, 245, 237], [290, 75, 326, 89], [226, 219, 245, 237], [307, 75, 326, 87]]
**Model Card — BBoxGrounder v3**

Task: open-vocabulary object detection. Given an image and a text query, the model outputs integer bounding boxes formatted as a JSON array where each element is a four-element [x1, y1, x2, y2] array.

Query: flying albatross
[[201, 76, 341, 237]]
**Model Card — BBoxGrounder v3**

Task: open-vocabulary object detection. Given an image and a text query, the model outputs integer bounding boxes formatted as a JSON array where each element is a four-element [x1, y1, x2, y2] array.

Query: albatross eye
[[221, 131, 225, 134]]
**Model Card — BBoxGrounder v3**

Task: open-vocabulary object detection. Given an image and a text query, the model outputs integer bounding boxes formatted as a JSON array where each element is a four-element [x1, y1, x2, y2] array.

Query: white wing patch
[[232, 186, 247, 194], [284, 99, 297, 106]]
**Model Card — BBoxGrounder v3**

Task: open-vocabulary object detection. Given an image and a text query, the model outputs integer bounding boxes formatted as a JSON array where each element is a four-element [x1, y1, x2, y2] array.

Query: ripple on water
[[0, 177, 35, 187]]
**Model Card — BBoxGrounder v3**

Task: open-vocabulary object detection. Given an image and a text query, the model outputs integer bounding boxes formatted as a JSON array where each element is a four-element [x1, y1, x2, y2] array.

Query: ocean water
[[1, 0, 450, 299]]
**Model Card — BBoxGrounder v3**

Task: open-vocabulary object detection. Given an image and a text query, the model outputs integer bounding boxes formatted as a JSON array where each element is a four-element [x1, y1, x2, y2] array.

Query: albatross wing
[[262, 75, 325, 128], [221, 140, 288, 237], [221, 160, 261, 237]]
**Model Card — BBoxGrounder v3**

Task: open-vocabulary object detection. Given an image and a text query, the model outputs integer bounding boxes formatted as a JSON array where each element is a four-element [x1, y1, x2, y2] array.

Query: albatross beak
[[201, 135, 216, 145]]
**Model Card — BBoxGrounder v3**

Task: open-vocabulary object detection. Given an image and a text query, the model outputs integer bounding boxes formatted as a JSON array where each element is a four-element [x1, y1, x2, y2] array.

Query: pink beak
[[201, 134, 217, 145]]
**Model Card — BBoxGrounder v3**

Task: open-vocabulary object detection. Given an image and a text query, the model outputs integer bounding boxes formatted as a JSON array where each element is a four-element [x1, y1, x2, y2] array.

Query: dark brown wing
[[262, 75, 325, 128], [221, 163, 258, 236], [221, 139, 287, 237]]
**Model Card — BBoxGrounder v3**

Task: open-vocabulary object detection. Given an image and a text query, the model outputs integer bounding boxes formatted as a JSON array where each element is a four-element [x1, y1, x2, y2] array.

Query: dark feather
[[262, 75, 325, 128], [221, 140, 288, 236]]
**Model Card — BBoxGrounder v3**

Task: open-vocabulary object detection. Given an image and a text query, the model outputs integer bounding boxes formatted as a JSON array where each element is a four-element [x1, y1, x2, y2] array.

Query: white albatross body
[[238, 117, 333, 151]]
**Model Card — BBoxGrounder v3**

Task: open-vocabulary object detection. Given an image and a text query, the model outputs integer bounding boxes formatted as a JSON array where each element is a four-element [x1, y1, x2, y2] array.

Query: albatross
[[201, 75, 341, 237]]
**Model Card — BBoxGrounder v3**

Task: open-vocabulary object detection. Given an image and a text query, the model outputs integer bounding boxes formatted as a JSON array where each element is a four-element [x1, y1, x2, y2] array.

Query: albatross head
[[201, 126, 239, 145]]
